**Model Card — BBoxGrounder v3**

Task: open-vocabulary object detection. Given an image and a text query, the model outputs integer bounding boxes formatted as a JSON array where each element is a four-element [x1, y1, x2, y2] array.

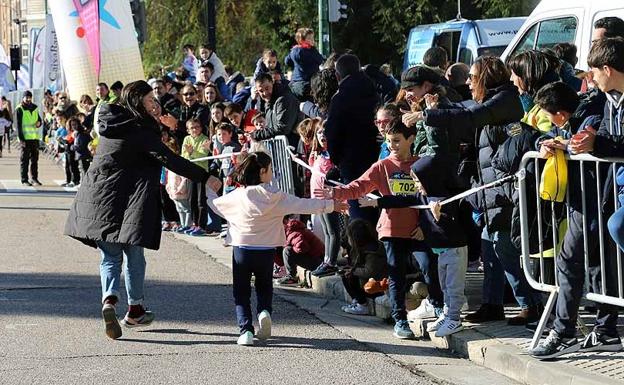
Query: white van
[[403, 17, 526, 71], [501, 0, 624, 70]]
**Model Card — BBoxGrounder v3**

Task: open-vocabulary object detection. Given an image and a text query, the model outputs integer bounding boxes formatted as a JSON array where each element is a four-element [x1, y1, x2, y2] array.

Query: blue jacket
[[284, 46, 324, 83]]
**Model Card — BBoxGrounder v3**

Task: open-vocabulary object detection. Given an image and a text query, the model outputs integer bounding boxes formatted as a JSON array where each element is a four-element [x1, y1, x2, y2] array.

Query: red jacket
[[284, 219, 325, 257]]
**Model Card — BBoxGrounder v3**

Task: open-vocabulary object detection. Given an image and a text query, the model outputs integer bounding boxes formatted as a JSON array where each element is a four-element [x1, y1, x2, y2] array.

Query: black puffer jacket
[[64, 104, 209, 250], [467, 84, 524, 232], [423, 82, 524, 144]]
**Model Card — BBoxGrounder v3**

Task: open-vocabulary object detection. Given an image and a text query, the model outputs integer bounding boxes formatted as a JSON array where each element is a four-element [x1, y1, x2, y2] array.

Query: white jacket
[[208, 183, 334, 247]]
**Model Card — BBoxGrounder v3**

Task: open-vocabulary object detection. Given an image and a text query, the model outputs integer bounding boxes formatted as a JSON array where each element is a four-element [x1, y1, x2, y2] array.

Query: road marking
[[0, 179, 36, 193], [5, 324, 39, 329]]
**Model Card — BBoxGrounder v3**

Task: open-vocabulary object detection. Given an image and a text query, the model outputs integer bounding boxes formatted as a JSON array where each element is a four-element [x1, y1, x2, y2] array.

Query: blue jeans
[[97, 241, 146, 305], [383, 238, 415, 322], [481, 227, 542, 308], [608, 203, 624, 252], [232, 247, 274, 334]]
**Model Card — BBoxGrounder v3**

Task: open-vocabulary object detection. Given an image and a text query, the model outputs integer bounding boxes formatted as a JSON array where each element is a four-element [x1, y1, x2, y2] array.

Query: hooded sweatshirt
[[374, 156, 466, 249], [332, 153, 420, 239], [284, 218, 325, 257], [207, 183, 334, 247]]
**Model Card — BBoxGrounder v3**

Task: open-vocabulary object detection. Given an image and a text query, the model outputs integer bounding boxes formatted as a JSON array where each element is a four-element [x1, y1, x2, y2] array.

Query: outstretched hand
[[159, 114, 178, 130], [314, 187, 333, 199]]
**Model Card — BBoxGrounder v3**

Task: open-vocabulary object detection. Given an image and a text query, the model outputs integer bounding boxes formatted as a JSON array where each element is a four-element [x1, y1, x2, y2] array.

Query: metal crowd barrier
[[517, 151, 624, 349], [260, 135, 295, 195]]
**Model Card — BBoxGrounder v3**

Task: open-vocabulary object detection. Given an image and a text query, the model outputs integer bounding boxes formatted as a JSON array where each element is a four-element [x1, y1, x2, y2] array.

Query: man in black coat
[[325, 54, 379, 222]]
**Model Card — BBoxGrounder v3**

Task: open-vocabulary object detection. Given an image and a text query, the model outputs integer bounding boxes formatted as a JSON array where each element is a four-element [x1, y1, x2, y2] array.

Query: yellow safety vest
[[18, 106, 41, 140]]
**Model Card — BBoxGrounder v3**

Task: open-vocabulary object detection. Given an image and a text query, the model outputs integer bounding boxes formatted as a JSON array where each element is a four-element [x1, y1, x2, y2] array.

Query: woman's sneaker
[[120, 311, 155, 328], [256, 310, 272, 341], [184, 226, 197, 235], [102, 303, 122, 339], [580, 331, 623, 352], [530, 330, 580, 360], [434, 319, 463, 337], [341, 302, 369, 315], [237, 330, 254, 346], [426, 314, 446, 333], [393, 320, 415, 339]]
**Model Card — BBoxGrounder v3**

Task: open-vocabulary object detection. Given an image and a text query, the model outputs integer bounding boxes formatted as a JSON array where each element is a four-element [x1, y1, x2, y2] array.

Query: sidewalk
[[176, 233, 624, 385]]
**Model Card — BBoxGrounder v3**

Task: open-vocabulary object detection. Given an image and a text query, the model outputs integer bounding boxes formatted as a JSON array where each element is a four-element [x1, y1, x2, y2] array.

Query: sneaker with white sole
[[580, 331, 623, 352], [102, 303, 122, 339], [120, 311, 155, 328], [435, 319, 463, 337], [530, 330, 580, 360], [342, 302, 369, 315], [237, 330, 254, 346], [408, 298, 436, 321], [426, 314, 446, 333], [256, 310, 272, 341]]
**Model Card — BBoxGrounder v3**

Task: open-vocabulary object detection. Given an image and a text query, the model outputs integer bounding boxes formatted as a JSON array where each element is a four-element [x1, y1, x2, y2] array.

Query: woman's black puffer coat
[[466, 83, 524, 232], [64, 104, 208, 250]]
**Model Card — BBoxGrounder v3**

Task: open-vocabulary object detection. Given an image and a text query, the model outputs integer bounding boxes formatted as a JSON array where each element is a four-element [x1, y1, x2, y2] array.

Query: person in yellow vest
[[16, 90, 43, 186]]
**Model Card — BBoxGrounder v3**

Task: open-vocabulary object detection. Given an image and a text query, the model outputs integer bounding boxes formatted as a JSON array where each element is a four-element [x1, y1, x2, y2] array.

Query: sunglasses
[[60, 96, 67, 100], [375, 119, 391, 125], [182, 92, 196, 97]]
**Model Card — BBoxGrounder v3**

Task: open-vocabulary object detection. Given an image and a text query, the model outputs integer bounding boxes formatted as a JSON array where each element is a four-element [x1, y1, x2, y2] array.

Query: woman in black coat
[[64, 81, 210, 340]]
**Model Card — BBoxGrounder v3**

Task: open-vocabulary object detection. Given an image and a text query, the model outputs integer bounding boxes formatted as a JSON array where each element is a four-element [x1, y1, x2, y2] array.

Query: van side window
[[515, 23, 538, 53], [535, 17, 577, 49], [510, 17, 577, 57]]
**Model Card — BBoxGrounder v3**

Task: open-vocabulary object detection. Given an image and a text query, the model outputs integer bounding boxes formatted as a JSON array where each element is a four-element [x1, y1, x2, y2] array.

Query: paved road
[[0, 148, 517, 385]]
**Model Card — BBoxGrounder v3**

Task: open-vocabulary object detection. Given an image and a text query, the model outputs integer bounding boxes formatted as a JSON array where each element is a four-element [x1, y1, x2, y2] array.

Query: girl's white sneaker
[[237, 331, 254, 346], [257, 310, 272, 340]]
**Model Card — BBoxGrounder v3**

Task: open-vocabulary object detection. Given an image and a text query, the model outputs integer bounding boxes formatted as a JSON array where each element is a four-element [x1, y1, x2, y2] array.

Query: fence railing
[[517, 151, 624, 349], [262, 135, 295, 195]]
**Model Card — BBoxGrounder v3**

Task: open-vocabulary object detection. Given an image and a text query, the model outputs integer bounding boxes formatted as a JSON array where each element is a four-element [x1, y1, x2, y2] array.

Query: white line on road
[[0, 179, 36, 193]]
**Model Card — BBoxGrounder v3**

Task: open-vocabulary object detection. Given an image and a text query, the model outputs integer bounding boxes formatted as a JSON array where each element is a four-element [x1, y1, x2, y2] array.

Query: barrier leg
[[530, 288, 558, 351], [576, 316, 590, 337]]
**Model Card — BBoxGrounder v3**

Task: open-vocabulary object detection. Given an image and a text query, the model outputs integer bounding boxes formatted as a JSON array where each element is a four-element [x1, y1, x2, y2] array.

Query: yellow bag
[[539, 145, 568, 202]]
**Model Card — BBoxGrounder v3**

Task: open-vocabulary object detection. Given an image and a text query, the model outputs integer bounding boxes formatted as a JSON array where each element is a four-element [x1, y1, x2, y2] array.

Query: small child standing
[[181, 118, 211, 236], [206, 152, 345, 346], [317, 121, 420, 339], [62, 118, 81, 187], [165, 135, 192, 233], [214, 123, 242, 194], [360, 156, 468, 337], [308, 121, 342, 277]]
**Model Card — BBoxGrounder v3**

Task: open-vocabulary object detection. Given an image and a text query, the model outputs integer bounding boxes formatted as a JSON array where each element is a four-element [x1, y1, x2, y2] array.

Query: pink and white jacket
[[207, 183, 334, 247]]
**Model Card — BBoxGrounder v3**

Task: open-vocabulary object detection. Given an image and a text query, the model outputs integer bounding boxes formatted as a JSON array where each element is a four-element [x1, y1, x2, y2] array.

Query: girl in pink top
[[309, 122, 343, 277], [206, 151, 346, 346]]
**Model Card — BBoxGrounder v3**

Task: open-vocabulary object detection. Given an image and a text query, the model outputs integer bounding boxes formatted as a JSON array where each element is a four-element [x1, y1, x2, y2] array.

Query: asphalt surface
[[0, 145, 518, 385]]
